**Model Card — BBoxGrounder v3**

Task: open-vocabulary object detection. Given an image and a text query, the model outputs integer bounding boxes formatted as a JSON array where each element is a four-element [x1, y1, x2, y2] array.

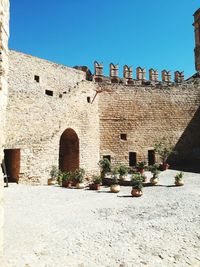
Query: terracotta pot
[[48, 178, 57, 185], [76, 182, 85, 189], [137, 168, 144, 174], [70, 180, 77, 187], [89, 183, 100, 190], [110, 184, 120, 193], [62, 180, 72, 188], [175, 180, 184, 186], [160, 163, 170, 171], [131, 188, 143, 197], [119, 175, 126, 181], [150, 177, 158, 185]]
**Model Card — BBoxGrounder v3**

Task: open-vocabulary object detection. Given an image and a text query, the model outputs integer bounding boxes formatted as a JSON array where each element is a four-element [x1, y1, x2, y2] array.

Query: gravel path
[[4, 170, 200, 267]]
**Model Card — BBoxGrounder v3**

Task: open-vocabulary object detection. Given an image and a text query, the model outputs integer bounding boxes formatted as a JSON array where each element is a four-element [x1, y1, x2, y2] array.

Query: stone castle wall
[[99, 81, 200, 165], [0, 0, 9, 263], [5, 50, 200, 184], [6, 50, 100, 184]]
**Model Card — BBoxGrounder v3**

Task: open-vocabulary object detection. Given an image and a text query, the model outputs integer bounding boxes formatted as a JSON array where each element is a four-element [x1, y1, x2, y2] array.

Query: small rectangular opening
[[120, 134, 127, 141], [148, 150, 155, 165], [103, 155, 111, 162], [45, 90, 53, 96], [129, 152, 137, 167], [87, 97, 91, 103], [34, 75, 40, 83]]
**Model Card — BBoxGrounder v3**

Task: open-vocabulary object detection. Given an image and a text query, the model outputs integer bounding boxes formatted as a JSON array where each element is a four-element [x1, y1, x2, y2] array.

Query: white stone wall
[[6, 51, 100, 184], [0, 0, 9, 263]]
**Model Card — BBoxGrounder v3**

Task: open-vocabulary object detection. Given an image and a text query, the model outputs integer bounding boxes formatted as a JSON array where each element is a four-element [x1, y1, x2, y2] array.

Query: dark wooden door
[[4, 149, 20, 183], [148, 150, 155, 165]]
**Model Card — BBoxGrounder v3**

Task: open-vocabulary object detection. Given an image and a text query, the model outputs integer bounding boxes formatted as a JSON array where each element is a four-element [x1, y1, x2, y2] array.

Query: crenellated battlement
[[93, 61, 185, 86]]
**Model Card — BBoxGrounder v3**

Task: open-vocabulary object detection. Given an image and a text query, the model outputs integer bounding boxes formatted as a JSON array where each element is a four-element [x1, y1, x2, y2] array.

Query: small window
[[129, 152, 137, 167], [34, 75, 40, 83], [103, 155, 111, 162], [45, 90, 53, 96], [87, 97, 91, 103], [120, 134, 127, 141]]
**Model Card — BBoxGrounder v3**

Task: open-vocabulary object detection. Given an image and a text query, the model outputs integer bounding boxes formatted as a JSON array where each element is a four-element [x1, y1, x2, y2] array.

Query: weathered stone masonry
[[99, 82, 200, 166], [6, 51, 200, 185], [0, 0, 9, 263], [6, 50, 100, 184]]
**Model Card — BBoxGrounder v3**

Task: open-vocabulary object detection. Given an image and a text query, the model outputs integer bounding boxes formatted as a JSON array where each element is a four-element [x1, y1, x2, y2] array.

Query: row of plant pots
[[107, 170, 184, 197], [47, 159, 184, 198]]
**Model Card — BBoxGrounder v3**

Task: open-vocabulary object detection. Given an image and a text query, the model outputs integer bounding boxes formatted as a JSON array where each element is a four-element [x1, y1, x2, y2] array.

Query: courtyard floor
[[4, 170, 200, 267]]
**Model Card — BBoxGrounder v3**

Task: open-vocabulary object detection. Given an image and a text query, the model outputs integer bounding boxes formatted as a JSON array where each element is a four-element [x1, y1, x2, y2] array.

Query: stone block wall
[[99, 82, 200, 166], [0, 0, 9, 263], [6, 51, 100, 184]]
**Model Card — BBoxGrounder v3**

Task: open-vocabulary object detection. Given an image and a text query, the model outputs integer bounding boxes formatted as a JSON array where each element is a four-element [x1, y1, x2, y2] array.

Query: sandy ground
[[3, 170, 200, 267]]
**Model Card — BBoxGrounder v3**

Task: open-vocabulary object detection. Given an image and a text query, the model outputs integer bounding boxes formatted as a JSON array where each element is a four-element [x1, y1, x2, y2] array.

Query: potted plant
[[136, 161, 147, 174], [73, 168, 85, 189], [48, 165, 58, 185], [149, 164, 160, 185], [89, 175, 102, 190], [98, 158, 111, 179], [110, 169, 120, 193], [117, 164, 128, 181], [131, 172, 143, 197], [154, 138, 176, 171], [174, 171, 184, 186], [58, 171, 72, 188]]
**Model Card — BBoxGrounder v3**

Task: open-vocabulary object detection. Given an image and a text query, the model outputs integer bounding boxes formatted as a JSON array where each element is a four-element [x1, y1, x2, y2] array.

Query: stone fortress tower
[[194, 9, 200, 71], [0, 0, 10, 262]]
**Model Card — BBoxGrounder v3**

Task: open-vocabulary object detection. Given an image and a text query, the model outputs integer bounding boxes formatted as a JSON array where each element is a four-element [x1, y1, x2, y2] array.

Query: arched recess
[[59, 128, 79, 172]]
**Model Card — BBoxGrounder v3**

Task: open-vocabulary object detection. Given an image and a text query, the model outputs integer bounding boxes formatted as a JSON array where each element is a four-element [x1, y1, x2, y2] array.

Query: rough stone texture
[[0, 0, 9, 264], [99, 82, 200, 166], [6, 51, 100, 184], [194, 8, 200, 71]]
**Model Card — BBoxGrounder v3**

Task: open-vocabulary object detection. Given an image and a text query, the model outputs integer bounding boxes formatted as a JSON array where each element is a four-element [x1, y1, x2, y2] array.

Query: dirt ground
[[4, 170, 200, 267]]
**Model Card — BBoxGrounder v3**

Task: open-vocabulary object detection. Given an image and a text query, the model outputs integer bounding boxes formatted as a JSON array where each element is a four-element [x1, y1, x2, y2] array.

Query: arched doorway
[[59, 128, 79, 172]]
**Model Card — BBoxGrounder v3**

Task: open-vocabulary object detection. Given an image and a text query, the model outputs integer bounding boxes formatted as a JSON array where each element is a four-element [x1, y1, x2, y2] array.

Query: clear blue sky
[[10, 0, 200, 79]]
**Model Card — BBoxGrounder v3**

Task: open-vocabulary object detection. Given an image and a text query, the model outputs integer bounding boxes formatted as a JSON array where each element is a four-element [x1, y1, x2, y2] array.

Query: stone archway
[[59, 128, 79, 172]]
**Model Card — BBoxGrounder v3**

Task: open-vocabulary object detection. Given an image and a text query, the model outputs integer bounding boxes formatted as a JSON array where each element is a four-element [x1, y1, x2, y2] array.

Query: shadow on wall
[[168, 105, 200, 173]]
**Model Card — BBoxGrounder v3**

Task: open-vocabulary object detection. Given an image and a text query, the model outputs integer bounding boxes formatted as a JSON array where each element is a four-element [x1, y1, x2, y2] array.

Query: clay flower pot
[[160, 163, 170, 171], [76, 182, 85, 189], [175, 180, 184, 186], [150, 177, 159, 185], [137, 168, 144, 174], [131, 188, 143, 197], [119, 175, 126, 181], [48, 178, 57, 185], [89, 183, 101, 190], [110, 184, 120, 193], [62, 180, 72, 188]]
